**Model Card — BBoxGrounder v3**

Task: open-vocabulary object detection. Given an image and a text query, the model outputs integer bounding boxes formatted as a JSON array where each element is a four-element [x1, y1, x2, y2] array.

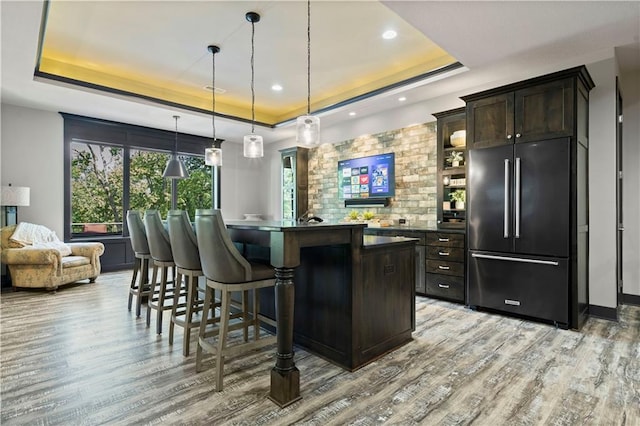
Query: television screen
[[338, 152, 395, 199]]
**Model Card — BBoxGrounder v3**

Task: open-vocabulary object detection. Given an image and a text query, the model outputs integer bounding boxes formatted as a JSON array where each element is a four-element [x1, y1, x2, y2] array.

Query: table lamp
[[1, 184, 30, 227]]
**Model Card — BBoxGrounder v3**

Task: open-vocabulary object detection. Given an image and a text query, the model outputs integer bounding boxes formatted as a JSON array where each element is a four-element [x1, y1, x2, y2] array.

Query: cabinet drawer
[[365, 229, 426, 245], [426, 246, 464, 262], [426, 273, 464, 303], [426, 259, 464, 276], [426, 232, 464, 248]]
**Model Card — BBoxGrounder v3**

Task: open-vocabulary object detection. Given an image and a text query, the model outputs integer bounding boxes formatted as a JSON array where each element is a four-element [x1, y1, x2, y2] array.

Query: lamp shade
[[243, 134, 264, 158], [296, 115, 320, 146], [205, 147, 222, 166], [1, 186, 30, 206], [163, 156, 189, 179]]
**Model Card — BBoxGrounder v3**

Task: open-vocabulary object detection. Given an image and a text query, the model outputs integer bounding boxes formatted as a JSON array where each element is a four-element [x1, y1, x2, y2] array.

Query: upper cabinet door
[[466, 93, 515, 149], [514, 78, 574, 143]]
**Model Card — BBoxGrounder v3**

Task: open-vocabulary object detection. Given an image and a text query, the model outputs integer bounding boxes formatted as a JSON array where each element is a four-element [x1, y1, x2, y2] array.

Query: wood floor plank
[[1, 270, 638, 425]]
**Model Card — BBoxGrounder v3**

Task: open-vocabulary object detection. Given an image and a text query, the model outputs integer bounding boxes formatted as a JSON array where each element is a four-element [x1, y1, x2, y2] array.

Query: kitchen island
[[226, 220, 416, 407]]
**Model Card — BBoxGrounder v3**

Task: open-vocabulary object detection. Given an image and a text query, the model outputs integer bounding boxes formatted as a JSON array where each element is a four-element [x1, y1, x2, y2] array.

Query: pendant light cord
[[307, 0, 311, 115], [174, 116, 179, 153], [211, 49, 216, 143], [250, 18, 256, 134]]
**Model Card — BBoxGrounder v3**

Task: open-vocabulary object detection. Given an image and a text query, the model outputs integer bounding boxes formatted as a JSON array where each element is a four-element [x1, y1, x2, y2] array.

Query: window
[[129, 148, 172, 216], [71, 142, 124, 235], [64, 114, 213, 240]]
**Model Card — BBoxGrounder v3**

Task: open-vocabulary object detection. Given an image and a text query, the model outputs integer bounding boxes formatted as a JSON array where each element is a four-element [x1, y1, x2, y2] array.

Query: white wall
[[587, 58, 618, 309], [1, 105, 64, 236], [621, 69, 640, 297], [216, 141, 271, 220]]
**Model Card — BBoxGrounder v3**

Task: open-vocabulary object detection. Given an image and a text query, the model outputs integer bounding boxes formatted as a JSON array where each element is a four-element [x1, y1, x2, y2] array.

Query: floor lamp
[[1, 185, 30, 227]]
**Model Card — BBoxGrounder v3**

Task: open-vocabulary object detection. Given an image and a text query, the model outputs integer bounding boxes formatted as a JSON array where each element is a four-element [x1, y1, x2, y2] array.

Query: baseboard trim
[[588, 304, 618, 321], [622, 293, 640, 306]]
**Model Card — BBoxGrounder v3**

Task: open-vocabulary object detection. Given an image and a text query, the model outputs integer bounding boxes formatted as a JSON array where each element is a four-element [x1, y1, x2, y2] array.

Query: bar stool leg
[[216, 289, 231, 391], [182, 275, 197, 356], [169, 271, 183, 346], [147, 263, 159, 327], [196, 286, 214, 373], [253, 289, 260, 341], [128, 257, 140, 312], [156, 265, 169, 335], [136, 258, 146, 318]]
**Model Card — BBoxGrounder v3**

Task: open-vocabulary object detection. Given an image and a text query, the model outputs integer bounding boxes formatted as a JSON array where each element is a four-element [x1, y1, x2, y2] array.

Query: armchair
[[0, 224, 104, 291]]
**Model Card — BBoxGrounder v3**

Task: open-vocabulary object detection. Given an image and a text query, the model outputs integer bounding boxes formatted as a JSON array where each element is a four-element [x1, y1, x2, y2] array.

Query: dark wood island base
[[227, 221, 416, 407]]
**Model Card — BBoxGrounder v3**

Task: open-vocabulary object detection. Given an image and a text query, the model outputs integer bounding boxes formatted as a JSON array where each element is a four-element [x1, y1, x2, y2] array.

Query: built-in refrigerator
[[467, 138, 572, 328]]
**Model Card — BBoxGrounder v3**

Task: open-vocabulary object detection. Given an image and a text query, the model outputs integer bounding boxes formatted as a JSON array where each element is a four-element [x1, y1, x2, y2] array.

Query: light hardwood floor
[[1, 270, 638, 425]]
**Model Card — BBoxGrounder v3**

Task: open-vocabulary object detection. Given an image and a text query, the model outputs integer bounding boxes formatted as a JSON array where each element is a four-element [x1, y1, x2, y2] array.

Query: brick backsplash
[[308, 122, 437, 227]]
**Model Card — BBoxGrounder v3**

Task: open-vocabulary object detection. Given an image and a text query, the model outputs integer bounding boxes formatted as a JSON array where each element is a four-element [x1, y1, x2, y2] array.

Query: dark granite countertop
[[364, 223, 465, 234], [362, 234, 419, 248]]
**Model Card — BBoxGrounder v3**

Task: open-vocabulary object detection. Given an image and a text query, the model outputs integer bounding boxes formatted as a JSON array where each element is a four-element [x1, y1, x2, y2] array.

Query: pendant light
[[243, 11, 264, 158], [205, 45, 222, 167], [163, 115, 189, 179], [296, 0, 320, 146]]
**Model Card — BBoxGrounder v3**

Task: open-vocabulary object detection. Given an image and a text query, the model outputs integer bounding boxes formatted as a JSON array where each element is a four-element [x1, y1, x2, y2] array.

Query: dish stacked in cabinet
[[434, 107, 467, 229], [425, 232, 465, 303]]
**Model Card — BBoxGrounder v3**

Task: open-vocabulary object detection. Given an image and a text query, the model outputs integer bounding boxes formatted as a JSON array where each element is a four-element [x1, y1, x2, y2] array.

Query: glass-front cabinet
[[280, 147, 308, 221], [434, 107, 466, 229]]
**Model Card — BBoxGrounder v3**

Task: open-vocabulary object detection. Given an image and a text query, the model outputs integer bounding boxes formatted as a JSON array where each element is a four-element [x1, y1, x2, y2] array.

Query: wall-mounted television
[[338, 152, 395, 199]]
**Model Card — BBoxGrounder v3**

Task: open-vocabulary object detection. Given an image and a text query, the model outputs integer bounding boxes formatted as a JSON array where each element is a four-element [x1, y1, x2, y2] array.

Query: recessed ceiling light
[[382, 30, 397, 40], [204, 85, 226, 94], [398, 96, 407, 102], [271, 84, 283, 91], [349, 112, 357, 116]]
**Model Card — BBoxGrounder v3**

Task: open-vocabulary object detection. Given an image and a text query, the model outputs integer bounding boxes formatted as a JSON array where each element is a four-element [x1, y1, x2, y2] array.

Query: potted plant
[[449, 189, 466, 210], [446, 151, 464, 168], [362, 211, 376, 222], [348, 210, 361, 221]]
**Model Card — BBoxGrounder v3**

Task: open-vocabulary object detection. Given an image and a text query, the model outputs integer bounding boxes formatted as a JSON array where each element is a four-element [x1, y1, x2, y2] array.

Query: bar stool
[[126, 210, 152, 317], [166, 210, 206, 356], [194, 209, 277, 391], [144, 209, 182, 335]]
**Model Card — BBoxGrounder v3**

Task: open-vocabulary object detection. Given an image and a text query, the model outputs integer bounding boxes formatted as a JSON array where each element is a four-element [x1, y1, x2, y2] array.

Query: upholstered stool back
[[126, 210, 152, 317], [166, 209, 205, 356]]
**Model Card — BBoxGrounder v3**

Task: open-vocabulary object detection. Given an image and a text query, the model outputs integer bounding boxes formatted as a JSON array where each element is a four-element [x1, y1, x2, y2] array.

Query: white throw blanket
[[10, 222, 72, 257]]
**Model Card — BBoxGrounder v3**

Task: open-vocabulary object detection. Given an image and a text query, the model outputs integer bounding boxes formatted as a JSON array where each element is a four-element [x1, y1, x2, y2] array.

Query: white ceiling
[[2, 1, 639, 146]]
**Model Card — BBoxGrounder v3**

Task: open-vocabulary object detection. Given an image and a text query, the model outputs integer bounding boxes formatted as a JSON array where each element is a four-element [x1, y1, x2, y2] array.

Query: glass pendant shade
[[205, 147, 222, 166], [296, 115, 320, 146], [295, 0, 320, 147], [243, 134, 264, 158], [163, 155, 189, 179]]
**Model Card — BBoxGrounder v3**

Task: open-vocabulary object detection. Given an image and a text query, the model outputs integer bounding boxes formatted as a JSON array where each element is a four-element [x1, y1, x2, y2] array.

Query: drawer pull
[[438, 251, 450, 256], [438, 265, 450, 270], [438, 284, 450, 289], [438, 238, 449, 242]]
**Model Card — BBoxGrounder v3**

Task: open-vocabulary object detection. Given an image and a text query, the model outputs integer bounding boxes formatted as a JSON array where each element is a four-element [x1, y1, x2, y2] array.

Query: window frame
[[63, 113, 212, 242]]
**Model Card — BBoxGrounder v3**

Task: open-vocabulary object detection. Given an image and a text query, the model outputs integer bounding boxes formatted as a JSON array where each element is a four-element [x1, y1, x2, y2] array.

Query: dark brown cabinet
[[464, 78, 575, 149], [425, 231, 465, 303], [363, 228, 426, 295], [434, 107, 466, 229], [363, 228, 466, 303], [280, 147, 308, 220]]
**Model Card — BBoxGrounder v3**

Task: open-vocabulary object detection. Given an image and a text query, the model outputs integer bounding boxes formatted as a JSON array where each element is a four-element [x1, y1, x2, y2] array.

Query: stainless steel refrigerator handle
[[515, 157, 521, 238], [471, 253, 559, 266], [504, 159, 510, 238]]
